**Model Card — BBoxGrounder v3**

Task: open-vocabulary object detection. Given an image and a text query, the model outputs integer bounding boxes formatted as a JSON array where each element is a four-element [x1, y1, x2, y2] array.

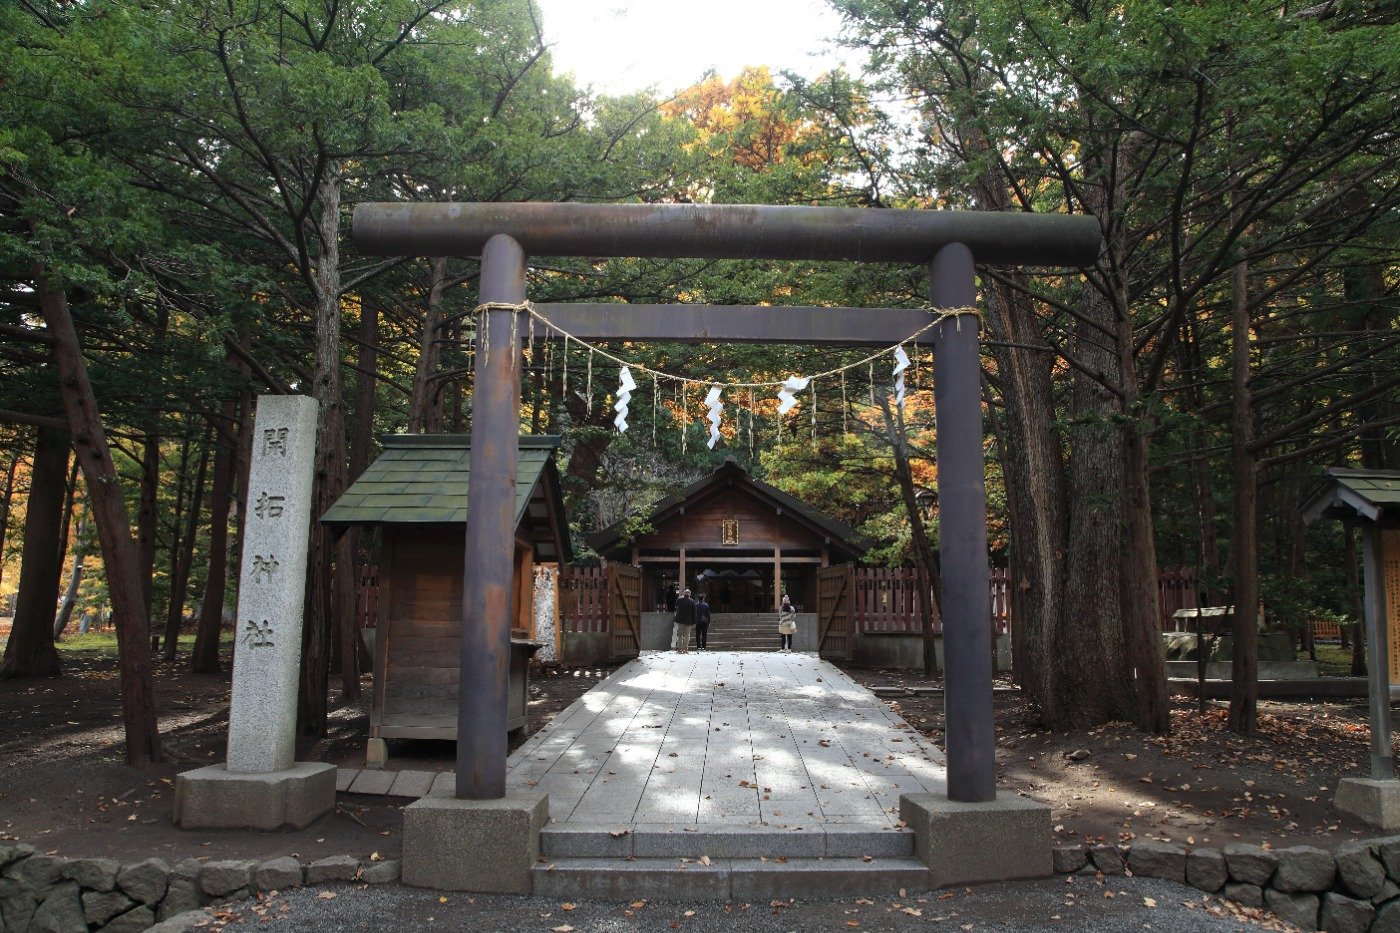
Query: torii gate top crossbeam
[[353, 202, 1100, 267]]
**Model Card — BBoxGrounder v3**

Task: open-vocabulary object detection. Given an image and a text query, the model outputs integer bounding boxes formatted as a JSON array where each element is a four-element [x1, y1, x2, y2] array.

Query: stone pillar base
[[366, 738, 388, 768], [901, 793, 1051, 887], [173, 762, 336, 831], [1336, 777, 1400, 829], [402, 789, 547, 893]]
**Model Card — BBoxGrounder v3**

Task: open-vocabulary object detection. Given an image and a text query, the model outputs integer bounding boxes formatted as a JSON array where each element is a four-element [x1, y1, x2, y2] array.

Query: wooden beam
[[533, 304, 938, 347]]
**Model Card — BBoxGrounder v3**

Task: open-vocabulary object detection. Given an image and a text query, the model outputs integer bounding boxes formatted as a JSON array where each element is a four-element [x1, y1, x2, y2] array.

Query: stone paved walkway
[[506, 651, 946, 829]]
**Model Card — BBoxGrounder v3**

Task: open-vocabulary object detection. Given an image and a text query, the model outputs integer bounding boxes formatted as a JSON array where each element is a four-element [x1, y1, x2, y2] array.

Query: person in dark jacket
[[672, 588, 696, 653], [694, 593, 711, 650]]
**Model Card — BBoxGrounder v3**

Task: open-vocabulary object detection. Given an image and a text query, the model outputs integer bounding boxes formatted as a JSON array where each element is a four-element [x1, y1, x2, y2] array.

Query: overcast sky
[[531, 0, 859, 96]]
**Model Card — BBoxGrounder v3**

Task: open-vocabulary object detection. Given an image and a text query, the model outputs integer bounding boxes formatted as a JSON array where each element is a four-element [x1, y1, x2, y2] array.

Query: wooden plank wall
[[381, 527, 462, 732]]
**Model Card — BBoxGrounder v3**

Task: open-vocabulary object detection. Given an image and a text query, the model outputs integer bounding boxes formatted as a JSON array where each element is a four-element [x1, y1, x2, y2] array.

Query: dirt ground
[[0, 642, 605, 864], [844, 667, 1381, 850], [0, 643, 1383, 870]]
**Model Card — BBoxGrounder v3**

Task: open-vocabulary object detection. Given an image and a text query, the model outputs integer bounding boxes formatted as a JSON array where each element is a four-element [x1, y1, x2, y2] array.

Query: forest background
[[0, 0, 1396, 765]]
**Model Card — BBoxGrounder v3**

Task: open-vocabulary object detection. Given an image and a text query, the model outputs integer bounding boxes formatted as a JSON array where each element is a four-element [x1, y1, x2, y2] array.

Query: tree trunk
[[983, 377, 1024, 685], [349, 303, 379, 672], [192, 397, 239, 673], [301, 165, 356, 736], [408, 258, 447, 433], [1057, 283, 1139, 729], [0, 446, 21, 595], [136, 432, 160, 618], [164, 428, 211, 659], [53, 518, 86, 640], [55, 455, 78, 575], [350, 303, 379, 482], [1227, 246, 1259, 735], [160, 437, 193, 652], [878, 396, 941, 677], [980, 277, 1076, 718], [1117, 314, 1169, 734], [36, 272, 162, 764], [1347, 523, 1366, 676], [0, 426, 68, 679], [1345, 188, 1400, 471]]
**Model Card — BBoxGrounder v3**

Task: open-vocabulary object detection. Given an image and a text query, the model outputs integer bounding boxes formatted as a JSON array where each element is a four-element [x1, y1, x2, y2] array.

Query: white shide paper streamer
[[893, 346, 911, 411], [705, 385, 723, 449], [613, 366, 636, 433], [776, 375, 810, 416]]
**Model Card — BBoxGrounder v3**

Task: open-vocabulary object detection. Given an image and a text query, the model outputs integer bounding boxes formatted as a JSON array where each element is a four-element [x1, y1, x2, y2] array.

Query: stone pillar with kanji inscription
[[174, 395, 336, 830]]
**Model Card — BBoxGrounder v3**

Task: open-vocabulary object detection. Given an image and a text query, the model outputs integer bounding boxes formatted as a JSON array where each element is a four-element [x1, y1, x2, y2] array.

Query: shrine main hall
[[589, 458, 869, 613]]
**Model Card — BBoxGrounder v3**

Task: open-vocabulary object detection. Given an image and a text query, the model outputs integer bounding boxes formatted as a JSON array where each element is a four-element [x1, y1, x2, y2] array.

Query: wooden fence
[[1157, 567, 1201, 632], [557, 565, 609, 633], [851, 566, 1198, 636], [853, 567, 1011, 635], [358, 563, 1200, 639]]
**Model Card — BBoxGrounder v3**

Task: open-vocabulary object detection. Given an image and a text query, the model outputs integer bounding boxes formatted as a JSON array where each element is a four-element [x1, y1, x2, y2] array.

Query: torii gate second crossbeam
[[352, 202, 1102, 806]]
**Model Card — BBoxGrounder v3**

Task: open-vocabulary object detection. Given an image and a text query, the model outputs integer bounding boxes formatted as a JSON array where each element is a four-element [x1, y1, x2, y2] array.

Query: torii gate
[[353, 202, 1100, 806]]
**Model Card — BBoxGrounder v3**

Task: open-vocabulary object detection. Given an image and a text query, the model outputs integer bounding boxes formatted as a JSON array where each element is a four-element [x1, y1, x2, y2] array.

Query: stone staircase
[[533, 823, 929, 900], [702, 613, 784, 651]]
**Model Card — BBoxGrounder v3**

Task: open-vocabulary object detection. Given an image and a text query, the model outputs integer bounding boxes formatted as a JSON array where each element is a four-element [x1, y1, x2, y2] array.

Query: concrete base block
[[900, 793, 1052, 887], [402, 789, 547, 893], [365, 739, 388, 769], [1335, 778, 1400, 830], [173, 762, 336, 831]]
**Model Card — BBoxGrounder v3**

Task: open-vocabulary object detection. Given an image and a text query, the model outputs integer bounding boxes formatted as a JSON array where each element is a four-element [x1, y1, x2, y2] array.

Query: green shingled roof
[[1301, 468, 1400, 526], [321, 435, 561, 527]]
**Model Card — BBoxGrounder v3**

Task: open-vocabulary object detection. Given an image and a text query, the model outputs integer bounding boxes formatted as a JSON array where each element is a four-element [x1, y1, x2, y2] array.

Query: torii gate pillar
[[930, 243, 996, 803]]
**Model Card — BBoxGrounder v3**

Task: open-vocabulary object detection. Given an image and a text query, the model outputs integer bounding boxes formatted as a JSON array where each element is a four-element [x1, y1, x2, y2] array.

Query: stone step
[[532, 856, 930, 901], [541, 825, 914, 860]]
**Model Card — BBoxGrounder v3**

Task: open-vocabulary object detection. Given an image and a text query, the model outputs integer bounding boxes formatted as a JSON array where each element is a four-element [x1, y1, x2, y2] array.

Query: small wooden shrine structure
[[322, 434, 570, 766], [590, 457, 869, 612], [1303, 467, 1400, 823]]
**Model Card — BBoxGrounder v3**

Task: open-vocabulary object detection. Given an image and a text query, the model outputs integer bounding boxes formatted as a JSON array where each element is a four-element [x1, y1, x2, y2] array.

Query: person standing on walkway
[[672, 588, 697, 653], [694, 593, 711, 650], [777, 594, 797, 652]]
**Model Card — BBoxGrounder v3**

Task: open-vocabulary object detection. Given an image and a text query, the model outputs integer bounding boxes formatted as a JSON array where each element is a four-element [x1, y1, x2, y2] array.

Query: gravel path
[[215, 875, 1278, 931]]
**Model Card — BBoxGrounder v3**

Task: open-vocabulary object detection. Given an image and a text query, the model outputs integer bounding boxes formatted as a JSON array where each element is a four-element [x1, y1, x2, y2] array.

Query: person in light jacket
[[777, 594, 797, 652]]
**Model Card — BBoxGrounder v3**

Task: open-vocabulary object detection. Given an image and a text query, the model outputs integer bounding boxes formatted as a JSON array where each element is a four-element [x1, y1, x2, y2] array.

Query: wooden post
[[931, 243, 996, 804], [773, 546, 782, 611], [1364, 525, 1395, 779], [457, 234, 524, 800]]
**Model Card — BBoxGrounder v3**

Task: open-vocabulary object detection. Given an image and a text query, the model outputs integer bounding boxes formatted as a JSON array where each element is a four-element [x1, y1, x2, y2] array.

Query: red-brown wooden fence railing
[[356, 563, 1200, 639], [1157, 567, 1200, 632], [557, 565, 609, 633]]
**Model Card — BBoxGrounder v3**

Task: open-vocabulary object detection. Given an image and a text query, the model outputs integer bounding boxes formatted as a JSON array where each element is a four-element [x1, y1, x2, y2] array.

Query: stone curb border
[[0, 842, 400, 932], [1053, 837, 1400, 932]]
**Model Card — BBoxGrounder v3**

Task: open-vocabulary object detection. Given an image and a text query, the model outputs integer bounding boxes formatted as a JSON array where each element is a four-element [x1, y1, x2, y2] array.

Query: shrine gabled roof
[[588, 458, 872, 556], [1301, 467, 1400, 526], [320, 436, 569, 558]]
